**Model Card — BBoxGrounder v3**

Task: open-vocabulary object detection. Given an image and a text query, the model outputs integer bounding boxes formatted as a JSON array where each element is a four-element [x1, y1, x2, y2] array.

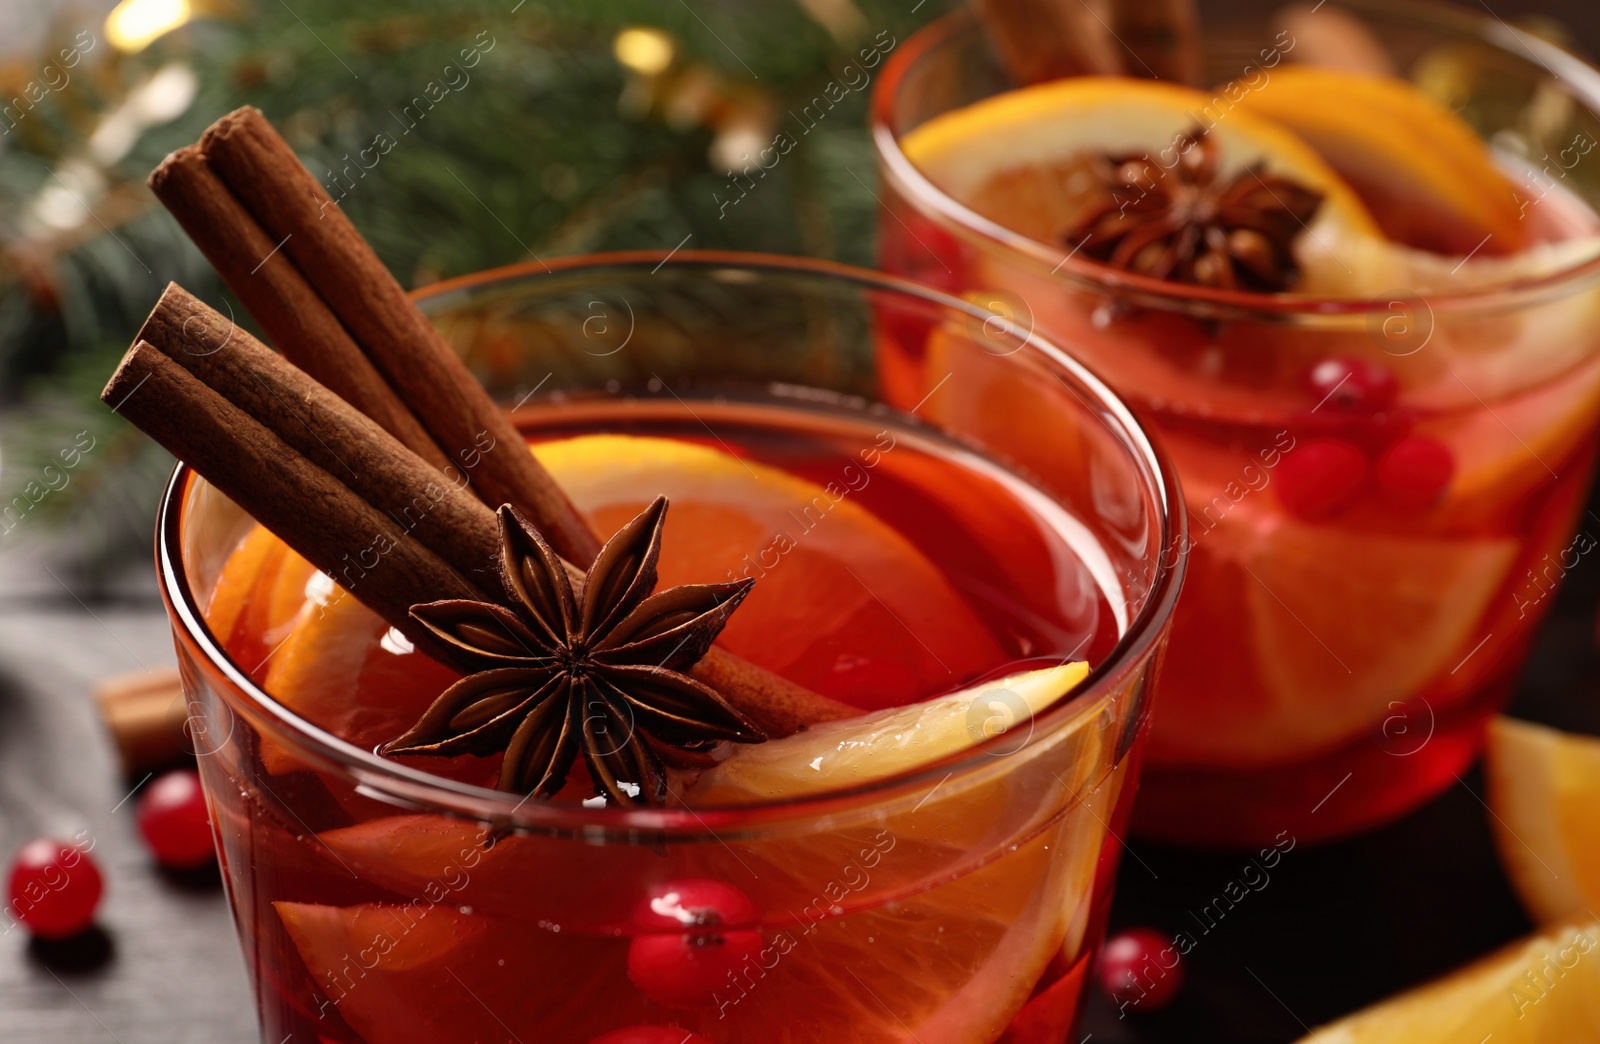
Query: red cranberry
[[1099, 927, 1184, 1011], [1274, 439, 1368, 519], [135, 769, 215, 869], [6, 838, 103, 939], [588, 1028, 713, 1044], [1376, 436, 1454, 511], [627, 879, 764, 1010], [1306, 357, 1398, 412]]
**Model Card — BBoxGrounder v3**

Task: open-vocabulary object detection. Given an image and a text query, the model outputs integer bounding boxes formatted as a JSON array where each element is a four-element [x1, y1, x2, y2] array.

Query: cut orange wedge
[[1433, 349, 1600, 514], [1297, 918, 1600, 1043], [1486, 717, 1600, 925], [688, 663, 1091, 803], [1230, 65, 1528, 256], [274, 899, 629, 1043], [259, 582, 460, 777]]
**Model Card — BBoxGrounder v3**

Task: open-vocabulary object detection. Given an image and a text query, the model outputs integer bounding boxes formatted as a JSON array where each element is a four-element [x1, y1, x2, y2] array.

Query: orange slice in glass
[[533, 434, 1005, 709], [301, 663, 1108, 1040], [900, 75, 1382, 294], [291, 809, 1087, 1043], [203, 525, 281, 646], [259, 582, 460, 777], [1151, 494, 1516, 766], [1230, 65, 1528, 256], [688, 663, 1090, 803]]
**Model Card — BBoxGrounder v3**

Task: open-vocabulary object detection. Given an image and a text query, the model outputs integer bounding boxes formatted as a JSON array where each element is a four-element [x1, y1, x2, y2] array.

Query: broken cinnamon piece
[[94, 667, 190, 776]]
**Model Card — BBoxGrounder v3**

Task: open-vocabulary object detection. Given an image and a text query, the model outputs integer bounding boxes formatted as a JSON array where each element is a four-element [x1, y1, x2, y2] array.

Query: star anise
[[1062, 126, 1324, 292], [382, 497, 765, 807]]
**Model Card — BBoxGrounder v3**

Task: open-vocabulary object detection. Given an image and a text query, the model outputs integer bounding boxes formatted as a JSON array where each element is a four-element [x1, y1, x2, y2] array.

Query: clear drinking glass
[[873, 1, 1600, 845], [157, 254, 1183, 1042]]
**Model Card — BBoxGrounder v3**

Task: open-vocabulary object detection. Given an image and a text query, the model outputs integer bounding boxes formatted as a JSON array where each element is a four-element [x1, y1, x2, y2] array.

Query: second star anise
[[382, 496, 765, 807], [1062, 125, 1325, 292]]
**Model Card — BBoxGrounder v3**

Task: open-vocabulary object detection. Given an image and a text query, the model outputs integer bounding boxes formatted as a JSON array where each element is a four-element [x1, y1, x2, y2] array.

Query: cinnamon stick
[[972, 0, 1121, 84], [110, 298, 858, 733], [104, 342, 488, 640], [148, 147, 449, 470], [198, 107, 602, 567], [136, 283, 503, 594], [1112, 0, 1201, 85], [143, 108, 856, 736], [971, 0, 1203, 86], [692, 653, 851, 737]]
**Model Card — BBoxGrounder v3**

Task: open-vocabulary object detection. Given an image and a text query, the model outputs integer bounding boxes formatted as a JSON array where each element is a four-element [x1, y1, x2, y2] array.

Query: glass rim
[[871, 0, 1600, 317], [156, 249, 1186, 836]]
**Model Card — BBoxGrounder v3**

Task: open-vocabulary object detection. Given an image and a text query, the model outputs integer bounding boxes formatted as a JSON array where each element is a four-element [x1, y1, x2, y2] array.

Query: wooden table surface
[[0, 555, 255, 1043]]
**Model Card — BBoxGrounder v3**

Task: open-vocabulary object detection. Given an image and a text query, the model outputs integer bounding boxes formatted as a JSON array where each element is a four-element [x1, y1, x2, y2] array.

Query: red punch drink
[[874, 4, 1600, 844], [158, 257, 1183, 1042]]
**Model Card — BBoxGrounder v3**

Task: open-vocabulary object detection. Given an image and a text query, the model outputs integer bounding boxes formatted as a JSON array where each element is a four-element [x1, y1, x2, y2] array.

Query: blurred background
[[0, 0, 978, 586], [1, 1, 1598, 1042]]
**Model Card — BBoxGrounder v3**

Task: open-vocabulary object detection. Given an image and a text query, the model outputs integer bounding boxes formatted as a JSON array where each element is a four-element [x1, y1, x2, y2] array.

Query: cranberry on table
[[6, 837, 103, 939], [1099, 927, 1184, 1012], [627, 879, 764, 1010], [588, 1028, 713, 1044], [1274, 438, 1368, 519], [1376, 435, 1454, 510], [1305, 356, 1398, 412], [135, 769, 216, 869]]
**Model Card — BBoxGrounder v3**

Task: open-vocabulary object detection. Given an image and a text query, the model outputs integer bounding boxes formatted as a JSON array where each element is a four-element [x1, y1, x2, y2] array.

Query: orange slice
[[1486, 717, 1600, 924], [273, 900, 625, 1044], [1297, 918, 1600, 1043], [1230, 65, 1527, 256], [203, 525, 280, 646], [532, 434, 1005, 709], [688, 663, 1091, 803], [900, 75, 1381, 294], [259, 581, 460, 777], [1430, 347, 1600, 513], [1150, 494, 1516, 766], [206, 526, 324, 675]]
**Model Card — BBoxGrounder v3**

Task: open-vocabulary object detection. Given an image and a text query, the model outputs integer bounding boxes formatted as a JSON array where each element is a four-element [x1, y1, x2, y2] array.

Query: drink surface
[[877, 63, 1600, 842], [215, 396, 1123, 783], [198, 393, 1136, 1042]]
